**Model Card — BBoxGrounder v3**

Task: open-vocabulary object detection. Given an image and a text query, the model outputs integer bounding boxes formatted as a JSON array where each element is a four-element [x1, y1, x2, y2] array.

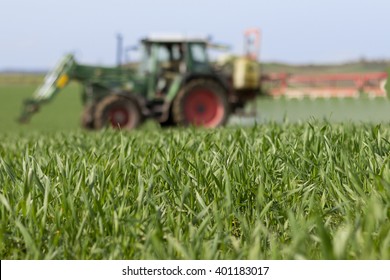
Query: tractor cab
[[140, 36, 211, 73], [138, 37, 212, 96]]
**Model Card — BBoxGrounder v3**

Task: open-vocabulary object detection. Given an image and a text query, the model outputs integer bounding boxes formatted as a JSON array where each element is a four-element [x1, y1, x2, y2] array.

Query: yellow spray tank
[[234, 28, 261, 90], [215, 29, 261, 91], [233, 56, 260, 90]]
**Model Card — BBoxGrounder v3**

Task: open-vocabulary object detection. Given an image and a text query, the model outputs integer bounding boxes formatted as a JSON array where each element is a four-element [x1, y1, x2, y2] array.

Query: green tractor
[[19, 33, 260, 130]]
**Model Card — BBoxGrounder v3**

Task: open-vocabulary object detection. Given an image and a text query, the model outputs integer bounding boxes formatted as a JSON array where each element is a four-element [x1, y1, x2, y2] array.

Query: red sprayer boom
[[261, 72, 388, 98]]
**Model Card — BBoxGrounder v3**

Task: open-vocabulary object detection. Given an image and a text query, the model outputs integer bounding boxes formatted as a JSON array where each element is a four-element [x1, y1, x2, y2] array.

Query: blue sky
[[1, 0, 389, 69]]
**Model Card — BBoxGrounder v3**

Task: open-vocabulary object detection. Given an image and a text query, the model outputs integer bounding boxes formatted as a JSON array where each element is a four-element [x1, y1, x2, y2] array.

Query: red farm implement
[[261, 72, 388, 98]]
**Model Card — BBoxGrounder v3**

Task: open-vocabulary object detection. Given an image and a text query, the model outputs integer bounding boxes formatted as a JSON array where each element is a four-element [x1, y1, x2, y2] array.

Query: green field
[[0, 82, 83, 133], [1, 76, 390, 259], [2, 78, 390, 133]]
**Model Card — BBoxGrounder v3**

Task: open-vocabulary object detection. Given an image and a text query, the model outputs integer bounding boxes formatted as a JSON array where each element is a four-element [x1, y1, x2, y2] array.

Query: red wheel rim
[[108, 106, 130, 128], [183, 89, 225, 127]]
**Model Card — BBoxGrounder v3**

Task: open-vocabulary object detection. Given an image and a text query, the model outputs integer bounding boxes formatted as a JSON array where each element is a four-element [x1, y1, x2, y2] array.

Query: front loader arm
[[18, 54, 76, 123]]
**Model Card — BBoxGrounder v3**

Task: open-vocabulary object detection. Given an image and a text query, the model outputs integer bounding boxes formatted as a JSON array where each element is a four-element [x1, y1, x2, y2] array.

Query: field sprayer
[[19, 30, 261, 130], [261, 72, 389, 98]]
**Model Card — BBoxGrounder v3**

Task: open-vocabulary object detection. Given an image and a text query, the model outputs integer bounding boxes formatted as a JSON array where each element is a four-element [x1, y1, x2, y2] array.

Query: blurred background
[[1, 0, 390, 132]]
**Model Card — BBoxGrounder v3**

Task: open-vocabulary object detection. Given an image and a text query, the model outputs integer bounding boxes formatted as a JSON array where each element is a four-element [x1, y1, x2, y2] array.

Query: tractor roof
[[141, 34, 208, 44]]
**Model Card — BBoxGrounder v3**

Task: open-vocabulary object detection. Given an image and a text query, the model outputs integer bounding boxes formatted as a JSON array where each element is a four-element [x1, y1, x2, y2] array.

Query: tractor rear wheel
[[172, 79, 230, 128], [94, 95, 141, 130]]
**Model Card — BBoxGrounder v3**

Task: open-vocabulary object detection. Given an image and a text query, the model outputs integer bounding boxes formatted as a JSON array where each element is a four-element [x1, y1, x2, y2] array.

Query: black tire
[[172, 79, 230, 128], [81, 103, 95, 130], [94, 95, 141, 131]]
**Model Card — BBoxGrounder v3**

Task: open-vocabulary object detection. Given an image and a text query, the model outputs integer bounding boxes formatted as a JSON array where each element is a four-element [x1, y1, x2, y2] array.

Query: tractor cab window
[[139, 44, 182, 74], [171, 44, 186, 73], [171, 44, 183, 61], [189, 43, 210, 72], [154, 43, 185, 93], [157, 45, 170, 63], [190, 43, 208, 63], [156, 45, 172, 73], [156, 44, 185, 73]]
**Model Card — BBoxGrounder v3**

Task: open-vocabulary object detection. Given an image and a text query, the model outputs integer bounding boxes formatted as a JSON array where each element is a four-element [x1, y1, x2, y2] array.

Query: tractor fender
[[182, 73, 231, 95], [165, 73, 231, 103], [115, 91, 144, 103], [109, 91, 147, 116]]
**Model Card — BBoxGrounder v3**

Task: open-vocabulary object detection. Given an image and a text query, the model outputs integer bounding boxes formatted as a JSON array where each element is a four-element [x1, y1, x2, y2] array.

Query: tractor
[[19, 31, 260, 130]]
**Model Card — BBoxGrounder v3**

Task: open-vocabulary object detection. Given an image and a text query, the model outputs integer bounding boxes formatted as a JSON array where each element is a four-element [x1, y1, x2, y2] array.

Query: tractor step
[[144, 99, 167, 119]]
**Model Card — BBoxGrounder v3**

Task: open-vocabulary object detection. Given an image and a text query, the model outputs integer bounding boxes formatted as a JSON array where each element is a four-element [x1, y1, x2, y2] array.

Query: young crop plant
[[0, 122, 390, 259]]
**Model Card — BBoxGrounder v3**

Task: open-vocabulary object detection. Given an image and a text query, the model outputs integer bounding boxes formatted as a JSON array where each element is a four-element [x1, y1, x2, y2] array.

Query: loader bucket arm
[[18, 54, 76, 123]]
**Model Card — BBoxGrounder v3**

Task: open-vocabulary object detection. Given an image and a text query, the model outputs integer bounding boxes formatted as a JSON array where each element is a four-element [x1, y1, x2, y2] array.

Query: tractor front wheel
[[94, 95, 142, 131], [172, 79, 230, 128]]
